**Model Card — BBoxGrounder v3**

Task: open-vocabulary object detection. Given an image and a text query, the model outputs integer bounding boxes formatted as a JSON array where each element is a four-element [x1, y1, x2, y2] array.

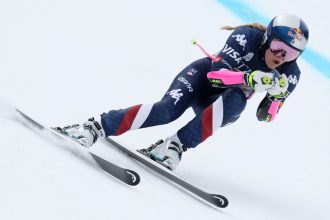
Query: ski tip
[[211, 194, 229, 208], [125, 169, 141, 186]]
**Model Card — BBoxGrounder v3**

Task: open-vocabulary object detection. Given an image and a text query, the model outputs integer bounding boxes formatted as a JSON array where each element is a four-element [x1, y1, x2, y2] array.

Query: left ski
[[104, 137, 229, 209], [14, 109, 140, 186]]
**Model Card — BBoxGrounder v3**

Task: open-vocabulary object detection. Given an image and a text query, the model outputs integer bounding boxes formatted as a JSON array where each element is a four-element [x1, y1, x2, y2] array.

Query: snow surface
[[1, 0, 330, 219]]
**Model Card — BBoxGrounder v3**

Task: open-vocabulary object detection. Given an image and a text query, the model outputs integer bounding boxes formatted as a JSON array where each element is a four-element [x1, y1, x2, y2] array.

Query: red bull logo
[[292, 28, 303, 35], [288, 28, 304, 41]]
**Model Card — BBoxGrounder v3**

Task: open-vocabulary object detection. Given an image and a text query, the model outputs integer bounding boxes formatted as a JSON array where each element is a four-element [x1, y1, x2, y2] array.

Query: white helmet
[[264, 14, 309, 53]]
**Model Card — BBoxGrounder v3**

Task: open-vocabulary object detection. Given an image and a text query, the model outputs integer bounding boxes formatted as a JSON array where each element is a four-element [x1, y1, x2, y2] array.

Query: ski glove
[[246, 70, 275, 92], [247, 70, 289, 97], [266, 74, 289, 97]]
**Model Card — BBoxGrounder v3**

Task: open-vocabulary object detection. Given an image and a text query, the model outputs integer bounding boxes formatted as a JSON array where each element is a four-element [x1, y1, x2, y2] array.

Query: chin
[[265, 61, 275, 69], [267, 60, 282, 69]]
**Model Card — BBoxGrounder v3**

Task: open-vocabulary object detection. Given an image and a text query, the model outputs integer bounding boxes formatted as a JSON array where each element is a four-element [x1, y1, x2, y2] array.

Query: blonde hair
[[221, 23, 267, 32]]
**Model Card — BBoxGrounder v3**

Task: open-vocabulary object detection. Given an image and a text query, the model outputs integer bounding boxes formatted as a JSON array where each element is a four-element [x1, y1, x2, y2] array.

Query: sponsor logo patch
[[288, 75, 298, 85], [222, 44, 241, 63], [232, 34, 247, 50], [167, 89, 183, 105], [178, 77, 193, 92], [288, 28, 304, 41], [186, 68, 198, 76], [242, 52, 254, 61]]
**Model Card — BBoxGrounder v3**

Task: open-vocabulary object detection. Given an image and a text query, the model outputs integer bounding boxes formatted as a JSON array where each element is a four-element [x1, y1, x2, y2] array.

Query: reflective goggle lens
[[270, 39, 300, 62]]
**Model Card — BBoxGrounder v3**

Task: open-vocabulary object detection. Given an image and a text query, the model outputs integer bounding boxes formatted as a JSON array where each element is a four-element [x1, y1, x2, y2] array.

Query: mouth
[[273, 59, 280, 65]]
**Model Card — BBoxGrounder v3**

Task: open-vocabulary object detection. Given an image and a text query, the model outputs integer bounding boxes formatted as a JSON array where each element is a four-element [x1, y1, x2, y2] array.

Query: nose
[[275, 51, 286, 58], [273, 52, 285, 62]]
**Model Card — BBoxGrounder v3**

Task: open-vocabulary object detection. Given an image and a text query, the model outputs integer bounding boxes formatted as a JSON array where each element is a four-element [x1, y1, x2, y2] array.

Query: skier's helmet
[[264, 14, 309, 53]]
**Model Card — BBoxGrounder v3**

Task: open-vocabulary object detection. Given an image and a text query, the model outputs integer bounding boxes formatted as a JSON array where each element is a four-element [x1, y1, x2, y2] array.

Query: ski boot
[[53, 118, 105, 148], [139, 134, 184, 171]]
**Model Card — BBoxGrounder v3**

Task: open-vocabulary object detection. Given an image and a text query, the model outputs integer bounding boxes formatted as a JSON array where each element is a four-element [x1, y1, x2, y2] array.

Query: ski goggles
[[269, 39, 301, 62]]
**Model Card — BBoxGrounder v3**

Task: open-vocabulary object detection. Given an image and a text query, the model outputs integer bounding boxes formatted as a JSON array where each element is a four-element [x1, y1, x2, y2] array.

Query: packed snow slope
[[1, 0, 329, 219]]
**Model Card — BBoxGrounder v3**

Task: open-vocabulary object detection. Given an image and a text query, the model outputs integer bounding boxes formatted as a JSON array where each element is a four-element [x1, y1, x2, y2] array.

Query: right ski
[[105, 137, 229, 209], [14, 109, 140, 186]]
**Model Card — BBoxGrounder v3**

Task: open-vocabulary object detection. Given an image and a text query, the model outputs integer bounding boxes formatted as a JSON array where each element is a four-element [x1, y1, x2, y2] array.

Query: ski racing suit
[[100, 26, 301, 149]]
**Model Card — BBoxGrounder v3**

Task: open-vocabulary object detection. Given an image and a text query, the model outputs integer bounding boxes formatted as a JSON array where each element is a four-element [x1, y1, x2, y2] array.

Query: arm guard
[[256, 95, 284, 122], [207, 69, 246, 88]]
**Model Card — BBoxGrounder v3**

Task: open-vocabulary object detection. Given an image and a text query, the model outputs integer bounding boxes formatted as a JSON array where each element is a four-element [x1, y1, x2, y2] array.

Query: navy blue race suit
[[101, 26, 301, 148]]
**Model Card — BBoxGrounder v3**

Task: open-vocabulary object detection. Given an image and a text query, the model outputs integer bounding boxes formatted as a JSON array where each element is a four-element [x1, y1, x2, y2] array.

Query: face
[[264, 39, 301, 69], [264, 48, 286, 69]]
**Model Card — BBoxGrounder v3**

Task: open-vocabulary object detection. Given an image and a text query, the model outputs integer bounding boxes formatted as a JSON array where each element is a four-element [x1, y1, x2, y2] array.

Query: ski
[[14, 109, 140, 186], [104, 137, 229, 209]]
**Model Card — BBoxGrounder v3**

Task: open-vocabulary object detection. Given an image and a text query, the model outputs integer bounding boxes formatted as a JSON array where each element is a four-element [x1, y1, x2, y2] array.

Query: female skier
[[58, 14, 309, 170]]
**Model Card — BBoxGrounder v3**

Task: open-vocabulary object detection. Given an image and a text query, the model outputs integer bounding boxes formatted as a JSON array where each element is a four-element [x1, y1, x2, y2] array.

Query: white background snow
[[0, 0, 329, 219]]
